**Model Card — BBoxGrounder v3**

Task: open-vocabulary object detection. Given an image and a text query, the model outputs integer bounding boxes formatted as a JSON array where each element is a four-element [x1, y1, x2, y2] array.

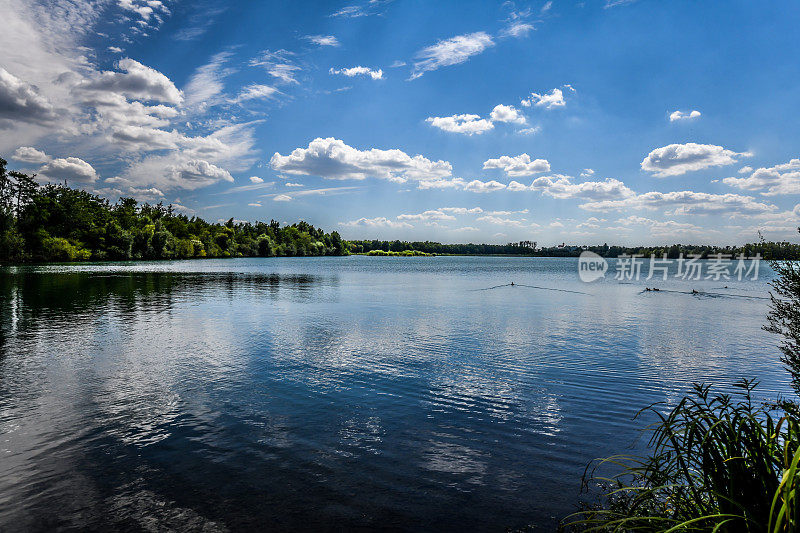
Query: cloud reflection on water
[[0, 257, 790, 531]]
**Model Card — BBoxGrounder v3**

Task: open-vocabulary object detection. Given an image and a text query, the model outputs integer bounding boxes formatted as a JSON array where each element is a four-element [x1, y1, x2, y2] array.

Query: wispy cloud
[[410, 32, 494, 79], [329, 0, 394, 18], [219, 180, 275, 194], [231, 84, 280, 104], [174, 5, 227, 41], [249, 49, 301, 85], [500, 20, 536, 38], [305, 35, 340, 47], [499, 5, 537, 38], [182, 50, 235, 111], [264, 186, 360, 201]]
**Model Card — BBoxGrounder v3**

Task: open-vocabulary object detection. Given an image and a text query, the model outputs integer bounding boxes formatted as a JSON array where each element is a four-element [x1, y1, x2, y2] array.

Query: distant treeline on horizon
[[349, 239, 800, 260], [2, 157, 799, 263]]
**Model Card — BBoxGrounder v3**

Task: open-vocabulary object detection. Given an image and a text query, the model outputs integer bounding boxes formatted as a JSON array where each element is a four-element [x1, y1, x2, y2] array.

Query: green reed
[[561, 380, 800, 532]]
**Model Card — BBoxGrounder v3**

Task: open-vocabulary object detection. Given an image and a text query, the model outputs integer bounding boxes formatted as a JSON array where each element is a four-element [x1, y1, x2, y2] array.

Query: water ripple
[[0, 257, 790, 531]]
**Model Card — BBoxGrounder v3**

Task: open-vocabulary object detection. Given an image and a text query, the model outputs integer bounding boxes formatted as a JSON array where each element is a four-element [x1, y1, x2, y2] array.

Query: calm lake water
[[0, 256, 791, 531]]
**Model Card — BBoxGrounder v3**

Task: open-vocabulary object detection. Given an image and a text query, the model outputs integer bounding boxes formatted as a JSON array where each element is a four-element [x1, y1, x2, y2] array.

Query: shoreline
[[1, 253, 788, 267]]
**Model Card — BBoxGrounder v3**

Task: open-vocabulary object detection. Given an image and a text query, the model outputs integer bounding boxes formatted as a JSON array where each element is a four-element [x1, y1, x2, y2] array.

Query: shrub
[[190, 239, 205, 257], [256, 234, 274, 256], [0, 227, 24, 261], [366, 249, 432, 256], [175, 238, 194, 259], [42, 236, 91, 262]]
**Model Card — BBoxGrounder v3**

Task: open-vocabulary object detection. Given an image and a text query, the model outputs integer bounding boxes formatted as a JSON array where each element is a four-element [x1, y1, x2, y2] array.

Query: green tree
[[104, 221, 133, 259], [765, 255, 800, 394], [151, 221, 175, 258]]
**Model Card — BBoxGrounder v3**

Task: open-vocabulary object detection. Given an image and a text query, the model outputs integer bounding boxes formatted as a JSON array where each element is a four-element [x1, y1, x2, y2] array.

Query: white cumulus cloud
[[82, 58, 183, 105], [12, 146, 51, 164], [329, 66, 384, 80], [270, 137, 452, 182], [427, 103, 528, 135], [341, 217, 412, 228], [521, 87, 570, 108], [489, 104, 525, 124], [483, 154, 550, 177], [39, 157, 98, 183], [530, 174, 635, 200], [580, 190, 777, 216], [166, 159, 234, 189], [0, 67, 58, 126], [426, 114, 495, 135], [669, 110, 701, 122], [440, 206, 483, 215], [641, 143, 751, 177], [397, 209, 456, 221], [464, 179, 507, 193], [722, 158, 800, 196]]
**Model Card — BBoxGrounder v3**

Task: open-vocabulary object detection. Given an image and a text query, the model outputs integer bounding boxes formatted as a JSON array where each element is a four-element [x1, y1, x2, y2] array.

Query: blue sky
[[2, 0, 800, 245]]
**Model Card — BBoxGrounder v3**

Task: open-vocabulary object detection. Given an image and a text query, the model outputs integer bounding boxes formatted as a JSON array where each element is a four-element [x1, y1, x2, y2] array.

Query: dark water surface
[[0, 256, 791, 531]]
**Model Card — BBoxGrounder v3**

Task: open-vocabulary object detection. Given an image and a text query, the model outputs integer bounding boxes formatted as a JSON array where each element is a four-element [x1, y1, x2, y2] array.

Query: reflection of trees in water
[[0, 271, 336, 341]]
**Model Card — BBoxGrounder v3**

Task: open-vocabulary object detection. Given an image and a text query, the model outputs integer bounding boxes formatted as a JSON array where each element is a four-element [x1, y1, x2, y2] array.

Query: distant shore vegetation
[[364, 249, 433, 257], [350, 239, 800, 260]]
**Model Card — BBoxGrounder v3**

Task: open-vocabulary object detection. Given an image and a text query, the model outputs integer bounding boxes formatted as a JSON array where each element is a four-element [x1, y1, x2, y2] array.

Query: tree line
[[538, 242, 800, 259], [348, 240, 540, 256], [349, 239, 800, 260], [0, 158, 346, 262]]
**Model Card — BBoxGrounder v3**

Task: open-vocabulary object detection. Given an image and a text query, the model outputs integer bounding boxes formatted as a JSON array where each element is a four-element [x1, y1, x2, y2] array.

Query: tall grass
[[561, 381, 800, 531]]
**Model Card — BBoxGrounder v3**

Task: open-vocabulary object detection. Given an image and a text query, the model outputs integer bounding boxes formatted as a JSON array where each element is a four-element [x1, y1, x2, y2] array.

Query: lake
[[0, 256, 790, 531]]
